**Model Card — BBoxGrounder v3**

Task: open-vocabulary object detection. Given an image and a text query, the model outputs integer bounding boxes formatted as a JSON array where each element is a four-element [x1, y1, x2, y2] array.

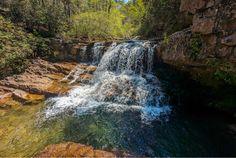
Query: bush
[[140, 0, 183, 37], [207, 58, 236, 85], [10, 0, 67, 36], [0, 16, 52, 78], [66, 10, 134, 39]]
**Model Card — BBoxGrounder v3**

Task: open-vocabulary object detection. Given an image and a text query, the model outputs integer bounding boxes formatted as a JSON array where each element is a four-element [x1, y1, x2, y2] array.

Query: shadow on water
[[56, 62, 236, 157]]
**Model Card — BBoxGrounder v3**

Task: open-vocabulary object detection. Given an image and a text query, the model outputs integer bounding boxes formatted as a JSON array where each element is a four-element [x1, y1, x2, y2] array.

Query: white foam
[[44, 41, 171, 124]]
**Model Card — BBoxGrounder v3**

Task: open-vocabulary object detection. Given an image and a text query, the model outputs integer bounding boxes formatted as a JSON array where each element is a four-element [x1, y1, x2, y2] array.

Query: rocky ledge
[[157, 0, 236, 86], [35, 142, 131, 158], [0, 58, 97, 109]]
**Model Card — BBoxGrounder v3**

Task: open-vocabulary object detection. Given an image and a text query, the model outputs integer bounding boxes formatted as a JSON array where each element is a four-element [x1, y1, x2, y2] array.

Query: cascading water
[[44, 41, 171, 124], [92, 42, 105, 65], [77, 42, 106, 65]]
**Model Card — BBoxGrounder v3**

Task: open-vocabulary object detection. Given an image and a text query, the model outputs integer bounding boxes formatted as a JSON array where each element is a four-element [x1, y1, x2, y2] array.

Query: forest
[[1, 0, 181, 39]]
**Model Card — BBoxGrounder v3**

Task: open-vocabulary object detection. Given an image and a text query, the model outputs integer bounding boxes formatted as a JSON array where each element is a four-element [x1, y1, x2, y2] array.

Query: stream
[[0, 41, 236, 157]]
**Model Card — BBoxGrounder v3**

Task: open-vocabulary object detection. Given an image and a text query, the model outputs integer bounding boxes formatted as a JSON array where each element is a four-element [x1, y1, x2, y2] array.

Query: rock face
[[50, 38, 112, 61], [35, 142, 130, 158], [157, 0, 236, 85]]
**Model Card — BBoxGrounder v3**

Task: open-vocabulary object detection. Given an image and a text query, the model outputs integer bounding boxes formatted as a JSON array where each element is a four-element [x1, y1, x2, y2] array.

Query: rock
[[157, 28, 196, 65], [0, 58, 99, 104], [45, 81, 71, 96], [86, 66, 97, 74], [0, 92, 21, 109], [79, 73, 93, 84], [0, 58, 78, 104], [180, 0, 206, 14], [221, 33, 236, 46], [0, 93, 12, 109], [62, 64, 97, 85], [35, 142, 130, 158], [192, 16, 215, 35], [12, 90, 44, 104], [157, 0, 236, 86]]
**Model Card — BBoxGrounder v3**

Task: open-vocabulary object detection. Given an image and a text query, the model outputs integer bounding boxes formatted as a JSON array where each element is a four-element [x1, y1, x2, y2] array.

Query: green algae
[[0, 102, 64, 157]]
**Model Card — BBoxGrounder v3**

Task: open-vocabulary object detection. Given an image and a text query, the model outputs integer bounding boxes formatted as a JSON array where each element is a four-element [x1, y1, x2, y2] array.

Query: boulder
[[35, 142, 130, 158]]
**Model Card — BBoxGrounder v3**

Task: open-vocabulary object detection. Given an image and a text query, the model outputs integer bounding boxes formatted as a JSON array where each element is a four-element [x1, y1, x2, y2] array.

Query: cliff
[[157, 0, 236, 86]]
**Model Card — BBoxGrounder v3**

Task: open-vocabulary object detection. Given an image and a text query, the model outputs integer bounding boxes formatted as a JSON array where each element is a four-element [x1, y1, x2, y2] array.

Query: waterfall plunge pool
[[0, 41, 236, 157]]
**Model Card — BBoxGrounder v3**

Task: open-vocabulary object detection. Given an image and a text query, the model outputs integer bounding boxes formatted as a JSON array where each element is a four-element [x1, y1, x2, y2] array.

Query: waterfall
[[92, 42, 106, 65], [77, 42, 106, 65], [44, 41, 171, 124]]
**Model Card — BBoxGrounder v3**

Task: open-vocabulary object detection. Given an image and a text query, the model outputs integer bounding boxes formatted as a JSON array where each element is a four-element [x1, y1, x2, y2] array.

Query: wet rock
[[0, 58, 99, 105], [79, 73, 93, 84], [0, 58, 77, 104], [0, 92, 21, 109], [86, 65, 97, 74], [62, 64, 97, 85], [35, 142, 130, 158], [0, 93, 12, 109], [12, 90, 44, 104]]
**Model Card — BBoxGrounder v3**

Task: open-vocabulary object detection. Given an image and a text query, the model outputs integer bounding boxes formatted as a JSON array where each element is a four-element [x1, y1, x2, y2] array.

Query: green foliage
[[10, 0, 67, 36], [67, 10, 133, 39], [0, 16, 51, 78], [8, 0, 145, 39], [65, 0, 144, 39], [189, 35, 202, 61], [207, 58, 236, 85], [140, 0, 182, 37], [121, 0, 146, 31], [163, 32, 170, 44]]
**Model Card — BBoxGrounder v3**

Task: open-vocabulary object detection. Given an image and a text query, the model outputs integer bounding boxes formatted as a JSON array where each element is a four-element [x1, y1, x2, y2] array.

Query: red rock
[[34, 142, 126, 158], [0, 93, 12, 108], [12, 89, 44, 103], [0, 59, 78, 104]]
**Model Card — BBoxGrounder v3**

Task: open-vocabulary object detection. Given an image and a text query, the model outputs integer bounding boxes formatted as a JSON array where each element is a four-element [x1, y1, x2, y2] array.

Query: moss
[[189, 34, 203, 61], [207, 58, 236, 86], [163, 32, 170, 44]]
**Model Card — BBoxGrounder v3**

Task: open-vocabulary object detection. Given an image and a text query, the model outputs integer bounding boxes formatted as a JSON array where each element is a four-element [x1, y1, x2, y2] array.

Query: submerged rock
[[35, 142, 130, 157]]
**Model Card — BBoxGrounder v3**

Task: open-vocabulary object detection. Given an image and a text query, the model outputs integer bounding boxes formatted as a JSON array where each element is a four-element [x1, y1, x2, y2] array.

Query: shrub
[[0, 16, 52, 78], [66, 10, 133, 39]]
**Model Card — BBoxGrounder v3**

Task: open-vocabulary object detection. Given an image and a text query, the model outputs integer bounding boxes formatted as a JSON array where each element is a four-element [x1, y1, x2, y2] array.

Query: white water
[[44, 41, 171, 124], [92, 42, 105, 65]]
